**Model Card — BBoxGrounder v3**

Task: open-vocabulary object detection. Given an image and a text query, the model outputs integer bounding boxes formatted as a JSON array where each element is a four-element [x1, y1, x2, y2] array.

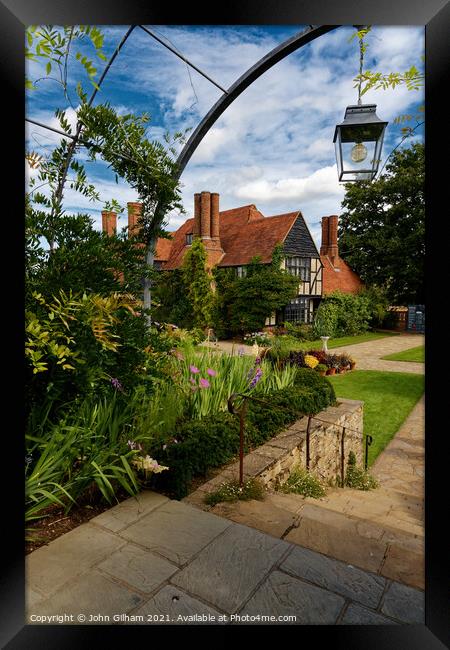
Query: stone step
[[283, 503, 424, 589]]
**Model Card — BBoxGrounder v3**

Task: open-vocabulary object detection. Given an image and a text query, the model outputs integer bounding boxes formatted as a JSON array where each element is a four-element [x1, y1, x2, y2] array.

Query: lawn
[[328, 370, 424, 466], [381, 345, 424, 363], [271, 330, 399, 352]]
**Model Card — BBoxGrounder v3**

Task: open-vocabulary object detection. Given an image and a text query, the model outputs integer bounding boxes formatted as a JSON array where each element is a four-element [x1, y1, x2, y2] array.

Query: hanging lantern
[[333, 104, 388, 182]]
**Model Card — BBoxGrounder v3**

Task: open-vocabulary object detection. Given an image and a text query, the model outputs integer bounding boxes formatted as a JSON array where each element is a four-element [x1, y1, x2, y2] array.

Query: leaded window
[[236, 266, 247, 278], [285, 257, 310, 281], [186, 233, 193, 245], [284, 297, 312, 324]]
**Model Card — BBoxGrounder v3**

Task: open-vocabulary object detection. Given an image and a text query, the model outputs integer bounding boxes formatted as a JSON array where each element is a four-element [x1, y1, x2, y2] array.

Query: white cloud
[[26, 24, 424, 250]]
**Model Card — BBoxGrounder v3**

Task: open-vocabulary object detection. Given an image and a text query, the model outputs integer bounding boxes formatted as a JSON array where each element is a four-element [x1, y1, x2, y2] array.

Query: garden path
[[26, 490, 424, 626], [208, 396, 425, 591], [202, 332, 425, 374], [327, 332, 424, 374]]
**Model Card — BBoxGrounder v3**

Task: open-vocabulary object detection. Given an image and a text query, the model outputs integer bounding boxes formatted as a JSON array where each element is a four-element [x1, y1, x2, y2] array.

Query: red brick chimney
[[101, 210, 117, 236], [211, 193, 220, 240], [192, 191, 224, 269], [127, 202, 141, 237], [321, 215, 339, 262], [193, 193, 201, 238], [200, 191, 211, 239], [320, 216, 329, 256]]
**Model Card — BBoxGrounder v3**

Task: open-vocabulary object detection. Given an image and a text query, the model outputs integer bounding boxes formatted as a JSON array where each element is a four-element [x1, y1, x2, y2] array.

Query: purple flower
[[189, 365, 199, 374], [255, 357, 261, 365], [189, 377, 196, 385], [249, 367, 263, 389], [238, 346, 245, 356], [206, 368, 217, 377], [111, 377, 123, 392], [199, 378, 210, 388]]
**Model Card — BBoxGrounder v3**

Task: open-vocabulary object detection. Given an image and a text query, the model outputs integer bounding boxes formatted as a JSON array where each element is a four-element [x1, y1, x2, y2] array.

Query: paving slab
[[172, 523, 290, 613], [97, 543, 178, 593], [381, 580, 425, 623], [239, 570, 345, 625], [281, 545, 386, 609], [26, 522, 126, 598], [339, 603, 398, 625], [28, 570, 144, 623], [132, 585, 225, 625], [120, 499, 231, 566], [91, 490, 169, 533], [211, 498, 296, 538], [380, 542, 425, 590], [284, 509, 387, 574]]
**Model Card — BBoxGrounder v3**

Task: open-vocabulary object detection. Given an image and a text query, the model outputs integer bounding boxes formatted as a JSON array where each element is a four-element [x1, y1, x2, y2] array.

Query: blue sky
[[26, 24, 424, 248]]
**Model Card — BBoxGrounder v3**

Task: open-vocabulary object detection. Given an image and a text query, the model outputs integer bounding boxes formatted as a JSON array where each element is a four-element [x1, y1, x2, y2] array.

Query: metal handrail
[[227, 391, 369, 485]]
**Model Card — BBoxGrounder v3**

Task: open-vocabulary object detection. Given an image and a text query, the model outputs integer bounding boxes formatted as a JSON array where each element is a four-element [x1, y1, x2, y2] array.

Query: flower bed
[[149, 368, 336, 499]]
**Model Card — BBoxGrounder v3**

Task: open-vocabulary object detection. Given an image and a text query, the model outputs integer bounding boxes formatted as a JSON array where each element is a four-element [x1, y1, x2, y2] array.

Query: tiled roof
[[320, 254, 364, 294], [219, 211, 299, 266], [154, 235, 173, 261], [155, 204, 307, 270]]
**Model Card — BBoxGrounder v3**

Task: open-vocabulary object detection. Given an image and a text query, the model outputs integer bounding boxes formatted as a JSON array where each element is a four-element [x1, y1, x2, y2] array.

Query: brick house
[[102, 192, 362, 324]]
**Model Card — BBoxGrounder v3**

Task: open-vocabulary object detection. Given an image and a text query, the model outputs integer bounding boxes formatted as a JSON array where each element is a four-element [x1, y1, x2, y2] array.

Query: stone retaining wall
[[184, 398, 364, 510]]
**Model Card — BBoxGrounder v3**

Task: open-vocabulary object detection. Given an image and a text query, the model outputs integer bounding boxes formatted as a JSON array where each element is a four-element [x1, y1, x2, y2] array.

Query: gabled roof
[[155, 204, 314, 270]]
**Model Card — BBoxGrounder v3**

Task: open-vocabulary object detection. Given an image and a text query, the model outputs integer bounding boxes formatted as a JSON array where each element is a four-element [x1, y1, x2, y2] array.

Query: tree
[[182, 239, 214, 329], [26, 25, 186, 324], [213, 245, 299, 336], [339, 143, 424, 304]]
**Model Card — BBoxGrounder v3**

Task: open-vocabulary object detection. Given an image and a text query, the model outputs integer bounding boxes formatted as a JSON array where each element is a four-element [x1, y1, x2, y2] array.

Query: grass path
[[328, 369, 424, 466], [381, 346, 424, 363]]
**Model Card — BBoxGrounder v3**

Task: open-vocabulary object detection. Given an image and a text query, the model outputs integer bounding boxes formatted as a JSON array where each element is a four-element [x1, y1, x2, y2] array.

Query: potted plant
[[326, 354, 339, 375], [335, 353, 347, 373], [315, 363, 327, 377]]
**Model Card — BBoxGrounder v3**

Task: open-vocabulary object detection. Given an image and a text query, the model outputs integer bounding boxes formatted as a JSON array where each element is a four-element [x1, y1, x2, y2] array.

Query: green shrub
[[277, 466, 326, 498], [149, 368, 336, 499], [204, 478, 265, 506], [345, 451, 378, 490], [149, 412, 258, 498], [314, 291, 372, 338], [284, 322, 315, 341]]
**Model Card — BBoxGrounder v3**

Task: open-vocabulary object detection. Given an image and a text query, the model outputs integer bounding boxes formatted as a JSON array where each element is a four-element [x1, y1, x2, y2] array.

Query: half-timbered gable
[[104, 192, 362, 328]]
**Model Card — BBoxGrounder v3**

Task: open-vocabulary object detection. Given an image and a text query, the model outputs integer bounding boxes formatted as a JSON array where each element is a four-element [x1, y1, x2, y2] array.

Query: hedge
[[150, 369, 336, 499]]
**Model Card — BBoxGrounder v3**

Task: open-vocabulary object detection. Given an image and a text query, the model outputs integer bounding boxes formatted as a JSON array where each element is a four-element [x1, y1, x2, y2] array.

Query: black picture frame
[[2, 0, 448, 647]]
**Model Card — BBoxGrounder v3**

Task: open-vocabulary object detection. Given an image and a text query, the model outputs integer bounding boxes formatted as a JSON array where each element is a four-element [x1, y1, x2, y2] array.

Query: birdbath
[[320, 336, 330, 353]]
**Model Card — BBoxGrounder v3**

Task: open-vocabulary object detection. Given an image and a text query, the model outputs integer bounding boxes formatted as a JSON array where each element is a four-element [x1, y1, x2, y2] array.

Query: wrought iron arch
[[144, 24, 340, 320], [174, 25, 339, 177]]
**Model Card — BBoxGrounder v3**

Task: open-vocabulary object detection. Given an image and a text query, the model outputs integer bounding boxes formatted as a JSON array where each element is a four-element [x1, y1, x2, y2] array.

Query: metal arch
[[174, 24, 339, 178]]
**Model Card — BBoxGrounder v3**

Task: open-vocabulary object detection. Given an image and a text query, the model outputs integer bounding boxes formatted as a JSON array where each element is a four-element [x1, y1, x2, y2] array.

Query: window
[[284, 297, 312, 324], [185, 233, 193, 245], [285, 257, 310, 281], [236, 266, 247, 278]]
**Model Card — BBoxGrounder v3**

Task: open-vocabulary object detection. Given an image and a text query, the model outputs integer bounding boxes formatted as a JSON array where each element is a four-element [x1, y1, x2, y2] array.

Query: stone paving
[[206, 394, 425, 590], [26, 490, 424, 625], [201, 333, 425, 374], [326, 332, 424, 374], [26, 334, 425, 625]]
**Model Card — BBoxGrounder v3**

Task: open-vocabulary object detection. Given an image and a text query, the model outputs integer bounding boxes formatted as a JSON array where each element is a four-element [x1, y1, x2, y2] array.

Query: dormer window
[[186, 233, 193, 245]]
